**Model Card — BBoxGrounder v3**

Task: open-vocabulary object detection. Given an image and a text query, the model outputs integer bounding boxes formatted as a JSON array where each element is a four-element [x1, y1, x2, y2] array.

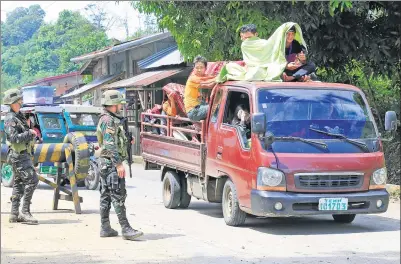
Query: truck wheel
[[332, 214, 356, 223], [179, 175, 191, 208], [63, 132, 90, 181], [162, 171, 181, 209], [222, 179, 246, 226], [85, 159, 100, 190], [1, 163, 14, 187]]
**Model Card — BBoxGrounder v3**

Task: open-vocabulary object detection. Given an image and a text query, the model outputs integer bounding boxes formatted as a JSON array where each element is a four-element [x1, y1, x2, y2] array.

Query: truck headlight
[[372, 168, 387, 185], [257, 167, 285, 187]]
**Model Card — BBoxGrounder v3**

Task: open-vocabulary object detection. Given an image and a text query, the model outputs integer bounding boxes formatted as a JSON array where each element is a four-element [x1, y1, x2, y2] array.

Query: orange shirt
[[163, 99, 177, 117], [184, 74, 215, 113]]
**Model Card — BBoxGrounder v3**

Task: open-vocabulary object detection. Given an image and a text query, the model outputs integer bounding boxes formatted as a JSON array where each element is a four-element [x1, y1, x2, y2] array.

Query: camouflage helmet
[[101, 89, 126, 106], [3, 89, 23, 105]]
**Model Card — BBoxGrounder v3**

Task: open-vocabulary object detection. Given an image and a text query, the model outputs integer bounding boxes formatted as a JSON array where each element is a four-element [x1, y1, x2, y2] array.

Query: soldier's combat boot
[[100, 223, 118, 237], [100, 212, 118, 237], [121, 223, 144, 241], [9, 214, 20, 223], [115, 197, 143, 240], [18, 212, 38, 225], [10, 194, 21, 223], [20, 202, 38, 225]]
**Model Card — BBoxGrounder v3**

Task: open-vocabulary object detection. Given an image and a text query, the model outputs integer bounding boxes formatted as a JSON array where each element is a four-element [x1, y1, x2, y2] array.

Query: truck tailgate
[[141, 133, 206, 176]]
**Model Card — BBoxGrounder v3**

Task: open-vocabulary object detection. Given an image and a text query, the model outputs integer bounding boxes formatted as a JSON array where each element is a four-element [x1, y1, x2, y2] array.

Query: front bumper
[[250, 189, 389, 217]]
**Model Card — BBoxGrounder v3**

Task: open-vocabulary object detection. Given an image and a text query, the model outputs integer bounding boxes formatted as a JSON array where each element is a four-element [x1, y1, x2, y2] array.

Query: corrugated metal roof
[[102, 68, 185, 89], [70, 32, 172, 63], [138, 45, 185, 70], [23, 71, 80, 87], [61, 72, 124, 98]]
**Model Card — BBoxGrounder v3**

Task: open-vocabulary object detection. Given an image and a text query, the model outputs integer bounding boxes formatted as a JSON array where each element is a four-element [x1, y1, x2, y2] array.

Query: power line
[[43, 1, 57, 10]]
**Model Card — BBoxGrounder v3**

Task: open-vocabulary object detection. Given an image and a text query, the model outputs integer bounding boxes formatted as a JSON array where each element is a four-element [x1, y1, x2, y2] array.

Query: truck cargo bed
[[140, 113, 206, 177]]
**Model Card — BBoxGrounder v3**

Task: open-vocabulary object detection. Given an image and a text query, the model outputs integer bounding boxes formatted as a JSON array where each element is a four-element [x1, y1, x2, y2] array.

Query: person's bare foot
[[282, 73, 295, 82], [303, 75, 312, 82]]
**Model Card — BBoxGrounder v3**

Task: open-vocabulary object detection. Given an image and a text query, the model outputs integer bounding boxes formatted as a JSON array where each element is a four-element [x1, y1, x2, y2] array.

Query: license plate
[[318, 198, 348, 211], [39, 166, 65, 175]]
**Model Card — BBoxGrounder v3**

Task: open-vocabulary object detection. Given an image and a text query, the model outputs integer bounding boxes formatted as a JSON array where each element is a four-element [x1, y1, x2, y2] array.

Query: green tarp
[[216, 22, 307, 83]]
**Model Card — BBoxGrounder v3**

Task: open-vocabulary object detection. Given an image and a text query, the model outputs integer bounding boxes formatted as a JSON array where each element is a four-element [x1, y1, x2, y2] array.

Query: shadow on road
[[1, 248, 399, 264], [137, 232, 184, 241], [36, 219, 82, 225], [36, 181, 136, 190], [1, 209, 102, 215], [187, 202, 223, 218], [188, 201, 400, 235]]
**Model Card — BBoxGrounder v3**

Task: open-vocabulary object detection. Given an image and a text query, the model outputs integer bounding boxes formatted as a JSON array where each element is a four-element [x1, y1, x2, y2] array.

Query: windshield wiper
[[309, 128, 370, 153], [274, 136, 328, 150]]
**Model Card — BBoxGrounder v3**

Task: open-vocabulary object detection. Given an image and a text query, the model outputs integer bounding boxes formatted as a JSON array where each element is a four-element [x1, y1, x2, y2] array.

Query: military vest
[[97, 112, 128, 160], [5, 112, 34, 154]]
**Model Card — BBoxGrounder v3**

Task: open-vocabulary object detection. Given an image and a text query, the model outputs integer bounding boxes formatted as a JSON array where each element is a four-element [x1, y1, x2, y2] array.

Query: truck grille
[[294, 173, 364, 189]]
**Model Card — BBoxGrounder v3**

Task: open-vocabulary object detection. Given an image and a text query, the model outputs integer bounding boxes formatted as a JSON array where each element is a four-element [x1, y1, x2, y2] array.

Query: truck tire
[[179, 174, 191, 208], [162, 171, 181, 209], [85, 159, 100, 190], [1, 163, 14, 187], [222, 179, 246, 226], [63, 132, 90, 181], [332, 214, 356, 223]]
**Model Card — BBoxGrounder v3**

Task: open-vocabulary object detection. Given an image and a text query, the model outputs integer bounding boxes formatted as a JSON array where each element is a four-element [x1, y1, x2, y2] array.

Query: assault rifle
[[121, 117, 133, 178]]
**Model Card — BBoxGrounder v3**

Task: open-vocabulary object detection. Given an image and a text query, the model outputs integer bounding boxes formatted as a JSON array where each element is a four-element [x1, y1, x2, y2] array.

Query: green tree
[[1, 8, 110, 89], [1, 5, 45, 46], [133, 1, 281, 61]]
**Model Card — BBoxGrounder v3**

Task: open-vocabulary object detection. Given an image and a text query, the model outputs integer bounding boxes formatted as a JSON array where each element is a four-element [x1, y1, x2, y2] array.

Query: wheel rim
[[1, 164, 13, 181], [86, 163, 95, 182], [223, 186, 233, 218], [163, 178, 172, 202]]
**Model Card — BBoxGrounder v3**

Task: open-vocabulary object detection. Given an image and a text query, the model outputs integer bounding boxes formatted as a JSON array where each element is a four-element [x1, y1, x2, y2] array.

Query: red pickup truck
[[140, 81, 398, 226]]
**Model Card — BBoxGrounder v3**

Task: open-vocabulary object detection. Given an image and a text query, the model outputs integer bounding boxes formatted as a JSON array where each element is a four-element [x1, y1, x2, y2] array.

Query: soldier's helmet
[[101, 90, 126, 106], [3, 89, 23, 105]]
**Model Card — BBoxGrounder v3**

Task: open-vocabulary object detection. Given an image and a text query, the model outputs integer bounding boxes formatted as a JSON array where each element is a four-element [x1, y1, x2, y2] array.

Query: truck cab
[[141, 81, 398, 226]]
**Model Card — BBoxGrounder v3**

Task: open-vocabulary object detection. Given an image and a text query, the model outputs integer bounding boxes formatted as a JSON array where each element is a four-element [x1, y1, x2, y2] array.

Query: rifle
[[121, 117, 133, 178]]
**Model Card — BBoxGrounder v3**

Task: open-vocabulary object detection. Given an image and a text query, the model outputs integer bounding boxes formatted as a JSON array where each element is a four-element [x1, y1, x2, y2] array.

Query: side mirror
[[251, 113, 266, 134], [263, 131, 275, 149], [385, 111, 397, 131]]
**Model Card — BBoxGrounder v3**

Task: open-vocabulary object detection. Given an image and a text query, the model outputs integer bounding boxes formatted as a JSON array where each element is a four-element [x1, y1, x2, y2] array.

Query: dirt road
[[1, 164, 400, 264]]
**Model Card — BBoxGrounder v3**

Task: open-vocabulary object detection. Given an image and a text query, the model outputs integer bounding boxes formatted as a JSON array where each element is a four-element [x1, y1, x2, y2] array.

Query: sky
[[0, 1, 144, 40]]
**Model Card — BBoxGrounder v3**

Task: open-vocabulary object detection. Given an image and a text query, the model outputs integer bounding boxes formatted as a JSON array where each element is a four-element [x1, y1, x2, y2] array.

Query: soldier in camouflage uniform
[[97, 90, 143, 240], [3, 89, 39, 225]]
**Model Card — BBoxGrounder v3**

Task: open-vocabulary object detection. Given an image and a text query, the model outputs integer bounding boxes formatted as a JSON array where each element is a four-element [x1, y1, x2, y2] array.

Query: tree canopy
[[134, 1, 400, 78], [1, 5, 45, 46], [1, 7, 110, 89]]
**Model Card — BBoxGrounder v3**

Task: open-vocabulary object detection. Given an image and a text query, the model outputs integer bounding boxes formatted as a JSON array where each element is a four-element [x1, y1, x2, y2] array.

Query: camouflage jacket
[[96, 110, 128, 166], [4, 110, 35, 153]]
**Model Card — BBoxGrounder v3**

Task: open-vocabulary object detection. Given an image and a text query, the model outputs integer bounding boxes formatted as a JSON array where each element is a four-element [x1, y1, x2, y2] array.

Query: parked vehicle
[[1, 104, 69, 187], [1, 86, 98, 189], [141, 81, 398, 226]]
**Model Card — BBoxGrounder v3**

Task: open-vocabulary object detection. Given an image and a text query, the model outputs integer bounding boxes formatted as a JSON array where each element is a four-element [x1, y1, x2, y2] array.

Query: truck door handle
[[217, 146, 223, 159]]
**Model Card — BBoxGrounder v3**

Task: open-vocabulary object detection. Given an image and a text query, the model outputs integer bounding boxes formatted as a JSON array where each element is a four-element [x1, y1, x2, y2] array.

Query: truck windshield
[[43, 117, 61, 129], [69, 113, 99, 126], [257, 88, 377, 139]]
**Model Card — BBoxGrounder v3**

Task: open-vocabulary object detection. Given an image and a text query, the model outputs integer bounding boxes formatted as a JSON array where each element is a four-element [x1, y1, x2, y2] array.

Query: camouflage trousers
[[9, 150, 39, 215], [98, 157, 129, 227]]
